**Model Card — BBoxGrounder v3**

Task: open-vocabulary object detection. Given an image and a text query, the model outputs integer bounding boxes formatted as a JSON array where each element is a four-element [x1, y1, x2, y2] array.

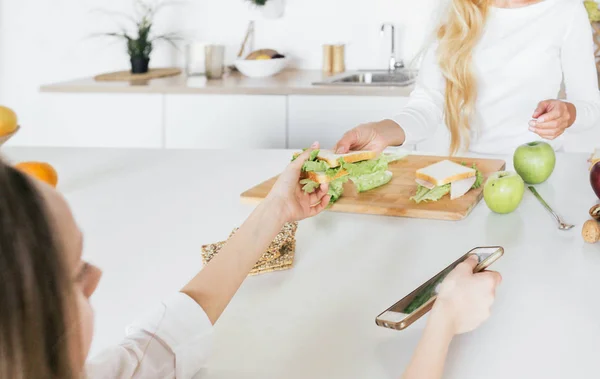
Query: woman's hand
[[266, 142, 331, 223], [334, 119, 405, 154], [529, 100, 577, 140], [431, 255, 502, 335]]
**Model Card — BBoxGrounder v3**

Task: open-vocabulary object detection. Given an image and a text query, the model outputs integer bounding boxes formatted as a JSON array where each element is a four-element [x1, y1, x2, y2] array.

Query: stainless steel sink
[[313, 70, 418, 87]]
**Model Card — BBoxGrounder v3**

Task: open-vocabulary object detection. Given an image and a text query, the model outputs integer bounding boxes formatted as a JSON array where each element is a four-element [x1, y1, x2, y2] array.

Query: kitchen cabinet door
[[7, 94, 163, 148], [165, 95, 286, 149], [287, 95, 410, 149]]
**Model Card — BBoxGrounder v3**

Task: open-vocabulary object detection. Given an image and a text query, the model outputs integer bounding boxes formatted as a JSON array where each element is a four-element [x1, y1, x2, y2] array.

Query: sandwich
[[410, 159, 483, 203], [293, 149, 405, 203]]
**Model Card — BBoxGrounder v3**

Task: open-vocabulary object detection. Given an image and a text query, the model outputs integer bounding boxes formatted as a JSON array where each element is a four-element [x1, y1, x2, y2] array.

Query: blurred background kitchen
[[0, 0, 598, 152]]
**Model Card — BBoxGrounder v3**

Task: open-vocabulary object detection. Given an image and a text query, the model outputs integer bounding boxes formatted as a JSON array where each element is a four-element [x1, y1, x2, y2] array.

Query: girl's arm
[[181, 145, 330, 324]]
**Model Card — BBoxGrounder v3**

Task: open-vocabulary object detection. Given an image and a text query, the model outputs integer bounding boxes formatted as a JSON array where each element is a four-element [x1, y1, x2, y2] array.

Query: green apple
[[484, 171, 525, 214], [513, 141, 556, 184]]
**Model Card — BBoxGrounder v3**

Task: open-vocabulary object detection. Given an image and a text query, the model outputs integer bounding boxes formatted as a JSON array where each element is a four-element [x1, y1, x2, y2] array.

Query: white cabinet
[[165, 95, 286, 149], [287, 95, 409, 149], [8, 94, 163, 148]]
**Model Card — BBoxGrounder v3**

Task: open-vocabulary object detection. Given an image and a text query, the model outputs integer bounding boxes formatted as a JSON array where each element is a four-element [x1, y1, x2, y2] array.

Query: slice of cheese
[[450, 176, 477, 200]]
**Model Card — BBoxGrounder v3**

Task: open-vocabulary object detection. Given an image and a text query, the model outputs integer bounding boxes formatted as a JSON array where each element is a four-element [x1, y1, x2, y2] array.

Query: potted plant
[[247, 0, 285, 19], [100, 1, 180, 74]]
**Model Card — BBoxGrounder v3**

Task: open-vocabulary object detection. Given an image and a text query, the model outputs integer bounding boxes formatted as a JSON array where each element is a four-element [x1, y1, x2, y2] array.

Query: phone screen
[[377, 247, 502, 327]]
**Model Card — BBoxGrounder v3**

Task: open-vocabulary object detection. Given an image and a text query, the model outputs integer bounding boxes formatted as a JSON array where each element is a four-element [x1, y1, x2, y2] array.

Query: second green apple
[[484, 171, 525, 214], [513, 141, 556, 184]]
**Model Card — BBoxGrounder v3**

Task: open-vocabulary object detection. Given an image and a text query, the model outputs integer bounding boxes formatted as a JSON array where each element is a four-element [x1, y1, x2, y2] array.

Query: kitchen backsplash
[[0, 0, 438, 106], [187, 0, 439, 70]]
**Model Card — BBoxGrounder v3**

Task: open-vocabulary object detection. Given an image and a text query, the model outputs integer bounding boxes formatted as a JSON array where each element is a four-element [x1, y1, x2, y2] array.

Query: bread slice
[[316, 150, 378, 168], [305, 169, 348, 184], [293, 149, 378, 168], [415, 160, 476, 187]]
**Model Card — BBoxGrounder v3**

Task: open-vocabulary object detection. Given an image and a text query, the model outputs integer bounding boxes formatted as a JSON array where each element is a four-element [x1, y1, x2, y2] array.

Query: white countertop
[[3, 147, 600, 379], [40, 69, 415, 97]]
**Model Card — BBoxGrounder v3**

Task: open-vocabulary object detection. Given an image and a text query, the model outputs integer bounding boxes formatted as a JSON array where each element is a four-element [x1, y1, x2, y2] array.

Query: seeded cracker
[[201, 222, 298, 275]]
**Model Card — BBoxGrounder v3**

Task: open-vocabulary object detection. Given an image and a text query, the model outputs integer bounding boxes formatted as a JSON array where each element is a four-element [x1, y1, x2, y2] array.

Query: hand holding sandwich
[[335, 119, 406, 154], [268, 142, 331, 222], [182, 143, 330, 324]]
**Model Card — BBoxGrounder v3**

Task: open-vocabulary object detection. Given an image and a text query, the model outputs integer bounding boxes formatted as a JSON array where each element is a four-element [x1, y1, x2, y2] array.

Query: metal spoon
[[528, 186, 574, 230]]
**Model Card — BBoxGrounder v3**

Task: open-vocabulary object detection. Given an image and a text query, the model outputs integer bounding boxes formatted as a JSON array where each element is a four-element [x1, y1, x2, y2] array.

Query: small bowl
[[234, 57, 288, 78], [0, 125, 20, 146]]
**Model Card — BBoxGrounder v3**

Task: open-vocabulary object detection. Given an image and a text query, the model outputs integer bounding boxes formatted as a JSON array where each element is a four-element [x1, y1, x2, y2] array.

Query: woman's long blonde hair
[[437, 0, 491, 154]]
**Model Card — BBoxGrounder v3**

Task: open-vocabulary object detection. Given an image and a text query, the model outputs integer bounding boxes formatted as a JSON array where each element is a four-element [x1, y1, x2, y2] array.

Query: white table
[[4, 147, 600, 379]]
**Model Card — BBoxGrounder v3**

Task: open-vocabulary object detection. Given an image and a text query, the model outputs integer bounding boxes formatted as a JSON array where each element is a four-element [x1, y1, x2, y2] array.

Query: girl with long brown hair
[[336, 0, 600, 155], [0, 143, 499, 378]]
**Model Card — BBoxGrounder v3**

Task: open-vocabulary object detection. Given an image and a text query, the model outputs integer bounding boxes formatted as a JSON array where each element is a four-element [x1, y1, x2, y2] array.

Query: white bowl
[[234, 58, 288, 78]]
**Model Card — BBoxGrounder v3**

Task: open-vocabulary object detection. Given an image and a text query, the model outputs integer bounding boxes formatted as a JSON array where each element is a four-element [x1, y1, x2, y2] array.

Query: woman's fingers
[[532, 100, 552, 119], [310, 195, 331, 215], [335, 129, 360, 154], [308, 183, 329, 206], [291, 142, 320, 170]]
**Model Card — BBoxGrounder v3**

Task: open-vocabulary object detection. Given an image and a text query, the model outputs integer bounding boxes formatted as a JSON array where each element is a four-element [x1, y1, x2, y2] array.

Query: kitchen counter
[[40, 69, 416, 96], [3, 147, 600, 379]]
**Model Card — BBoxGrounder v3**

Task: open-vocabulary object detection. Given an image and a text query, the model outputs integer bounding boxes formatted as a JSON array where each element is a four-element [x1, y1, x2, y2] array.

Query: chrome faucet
[[380, 23, 404, 71]]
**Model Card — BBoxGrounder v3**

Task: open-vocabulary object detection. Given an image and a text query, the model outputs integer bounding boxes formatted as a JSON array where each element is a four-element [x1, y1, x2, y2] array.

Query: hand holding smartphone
[[376, 246, 504, 331]]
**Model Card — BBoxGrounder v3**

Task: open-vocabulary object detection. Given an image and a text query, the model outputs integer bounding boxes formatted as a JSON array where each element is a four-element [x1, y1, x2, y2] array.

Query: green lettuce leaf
[[344, 159, 386, 177], [472, 165, 483, 189], [291, 148, 309, 162], [328, 176, 349, 205], [342, 153, 406, 177], [309, 149, 320, 161], [381, 152, 408, 164], [460, 162, 483, 189], [299, 179, 320, 194], [410, 184, 451, 203], [351, 171, 393, 192], [302, 160, 329, 173]]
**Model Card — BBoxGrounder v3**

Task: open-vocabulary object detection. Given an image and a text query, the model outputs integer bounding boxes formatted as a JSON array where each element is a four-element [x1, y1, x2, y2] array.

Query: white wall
[[0, 0, 437, 146]]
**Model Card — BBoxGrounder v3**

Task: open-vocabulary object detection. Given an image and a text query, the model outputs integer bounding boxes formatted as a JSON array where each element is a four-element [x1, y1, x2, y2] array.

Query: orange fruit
[[15, 162, 58, 187], [0, 106, 18, 136]]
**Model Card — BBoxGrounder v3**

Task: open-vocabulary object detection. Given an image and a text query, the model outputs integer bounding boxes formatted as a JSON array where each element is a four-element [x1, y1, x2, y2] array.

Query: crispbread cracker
[[201, 222, 298, 276]]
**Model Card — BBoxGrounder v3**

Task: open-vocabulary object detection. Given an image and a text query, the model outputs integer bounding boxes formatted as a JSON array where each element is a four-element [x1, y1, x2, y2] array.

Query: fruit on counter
[[483, 171, 525, 214], [590, 161, 600, 200], [0, 106, 18, 136], [582, 219, 600, 244], [513, 141, 556, 184], [590, 204, 600, 220], [245, 49, 285, 60], [15, 161, 58, 187]]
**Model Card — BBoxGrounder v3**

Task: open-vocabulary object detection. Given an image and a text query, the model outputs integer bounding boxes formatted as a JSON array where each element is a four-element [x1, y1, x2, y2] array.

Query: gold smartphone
[[375, 246, 504, 331]]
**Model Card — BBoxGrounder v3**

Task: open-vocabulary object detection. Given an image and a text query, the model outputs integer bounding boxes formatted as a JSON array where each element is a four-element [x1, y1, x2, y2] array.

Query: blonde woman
[[335, 0, 600, 155]]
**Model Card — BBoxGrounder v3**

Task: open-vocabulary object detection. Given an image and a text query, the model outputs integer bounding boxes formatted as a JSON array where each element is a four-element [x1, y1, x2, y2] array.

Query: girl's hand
[[266, 142, 331, 222], [529, 100, 577, 140], [334, 119, 405, 154], [431, 255, 502, 335]]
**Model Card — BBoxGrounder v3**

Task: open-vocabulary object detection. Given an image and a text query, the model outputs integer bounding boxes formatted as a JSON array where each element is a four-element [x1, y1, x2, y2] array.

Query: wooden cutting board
[[241, 155, 506, 221]]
